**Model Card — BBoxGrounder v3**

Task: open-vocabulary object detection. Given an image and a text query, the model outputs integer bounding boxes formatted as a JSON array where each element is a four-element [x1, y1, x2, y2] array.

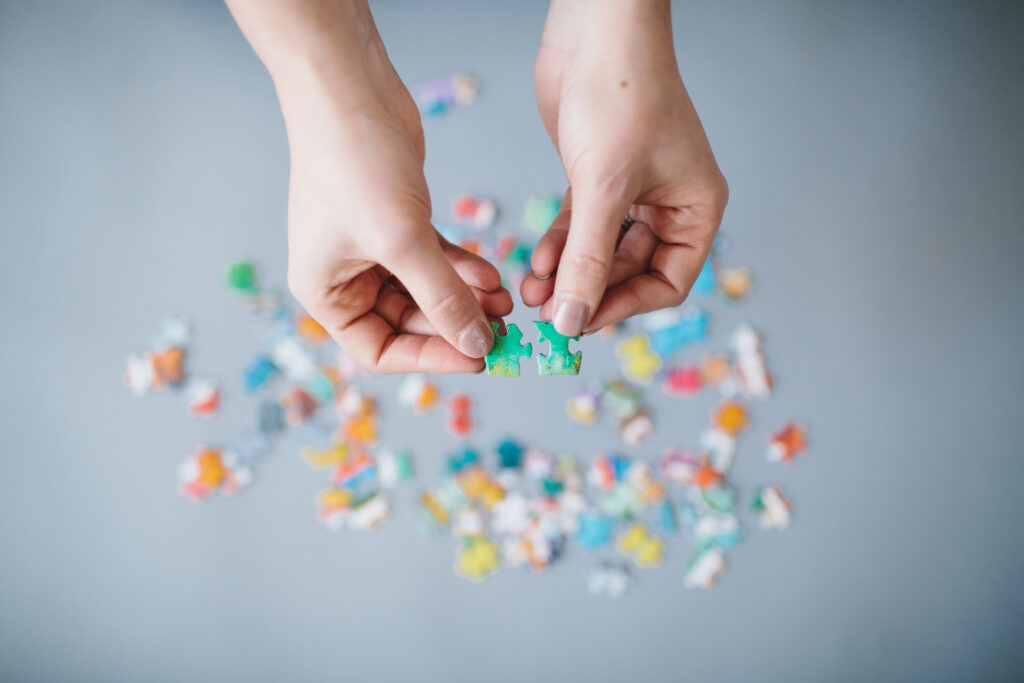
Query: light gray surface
[[1, 1, 1023, 681]]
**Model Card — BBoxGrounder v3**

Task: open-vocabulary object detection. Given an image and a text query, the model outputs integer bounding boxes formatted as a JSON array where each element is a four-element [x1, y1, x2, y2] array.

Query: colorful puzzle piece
[[646, 308, 708, 358], [753, 485, 792, 529], [767, 422, 807, 463], [616, 523, 664, 568], [484, 322, 532, 377], [454, 537, 500, 581], [301, 442, 349, 469], [533, 321, 581, 376], [615, 334, 662, 384]]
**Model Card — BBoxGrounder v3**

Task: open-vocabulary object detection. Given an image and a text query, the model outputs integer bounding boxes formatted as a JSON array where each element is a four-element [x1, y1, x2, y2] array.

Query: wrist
[[545, 0, 673, 57], [229, 0, 392, 116]]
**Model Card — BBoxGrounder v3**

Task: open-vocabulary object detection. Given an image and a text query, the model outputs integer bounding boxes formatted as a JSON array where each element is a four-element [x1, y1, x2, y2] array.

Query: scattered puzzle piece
[[645, 308, 708, 358], [302, 442, 349, 469], [451, 193, 497, 229], [524, 195, 562, 233], [767, 422, 808, 463], [534, 321, 582, 375], [447, 393, 474, 437], [587, 561, 633, 598], [485, 323, 532, 377], [454, 537, 500, 581], [719, 266, 752, 301], [615, 334, 662, 384], [616, 523, 664, 568], [662, 366, 703, 397], [753, 485, 792, 529], [684, 547, 726, 589], [377, 449, 414, 488]]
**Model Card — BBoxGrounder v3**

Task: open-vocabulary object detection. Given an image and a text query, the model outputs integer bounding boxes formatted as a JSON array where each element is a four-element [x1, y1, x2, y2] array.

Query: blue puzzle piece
[[576, 512, 615, 549], [648, 309, 708, 357], [496, 439, 524, 469], [691, 258, 716, 296], [447, 447, 480, 473], [243, 355, 278, 393], [655, 500, 678, 535]]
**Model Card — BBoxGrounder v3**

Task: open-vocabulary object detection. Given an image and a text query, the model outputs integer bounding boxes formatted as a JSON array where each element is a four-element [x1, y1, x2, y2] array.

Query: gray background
[[1, 0, 1022, 681]]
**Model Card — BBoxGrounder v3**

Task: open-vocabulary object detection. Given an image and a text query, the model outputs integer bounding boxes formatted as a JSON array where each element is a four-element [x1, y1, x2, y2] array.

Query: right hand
[[277, 48, 511, 374]]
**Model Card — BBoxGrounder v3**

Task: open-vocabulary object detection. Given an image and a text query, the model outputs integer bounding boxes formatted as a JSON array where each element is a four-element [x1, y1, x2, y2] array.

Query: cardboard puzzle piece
[[485, 323, 532, 377], [533, 321, 582, 376], [615, 334, 662, 384]]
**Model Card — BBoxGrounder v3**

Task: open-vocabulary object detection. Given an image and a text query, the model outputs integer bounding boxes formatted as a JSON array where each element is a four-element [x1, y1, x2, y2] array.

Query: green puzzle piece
[[485, 323, 532, 377], [533, 321, 582, 376]]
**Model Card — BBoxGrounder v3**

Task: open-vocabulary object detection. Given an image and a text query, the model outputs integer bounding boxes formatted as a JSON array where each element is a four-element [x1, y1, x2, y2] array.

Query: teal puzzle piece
[[484, 323, 532, 377], [533, 321, 582, 376]]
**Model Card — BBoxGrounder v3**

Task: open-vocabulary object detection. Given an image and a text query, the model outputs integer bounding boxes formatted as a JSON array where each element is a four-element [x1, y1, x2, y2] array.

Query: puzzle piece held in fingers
[[484, 323, 532, 377], [534, 321, 581, 376]]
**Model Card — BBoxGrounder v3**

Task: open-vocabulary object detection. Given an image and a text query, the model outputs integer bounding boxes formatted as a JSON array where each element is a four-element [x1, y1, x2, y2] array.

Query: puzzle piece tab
[[484, 323, 532, 377], [533, 321, 581, 376]]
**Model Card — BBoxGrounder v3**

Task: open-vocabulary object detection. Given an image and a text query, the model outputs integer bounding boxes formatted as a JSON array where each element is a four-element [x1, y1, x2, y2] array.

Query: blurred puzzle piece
[[615, 334, 662, 384]]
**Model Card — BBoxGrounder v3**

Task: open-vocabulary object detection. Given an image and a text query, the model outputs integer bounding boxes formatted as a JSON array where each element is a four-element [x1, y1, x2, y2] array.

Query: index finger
[[583, 240, 708, 333]]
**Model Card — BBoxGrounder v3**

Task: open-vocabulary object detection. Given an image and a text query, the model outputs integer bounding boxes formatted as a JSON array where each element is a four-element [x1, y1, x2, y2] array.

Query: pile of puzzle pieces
[[122, 102, 808, 595], [123, 242, 808, 596]]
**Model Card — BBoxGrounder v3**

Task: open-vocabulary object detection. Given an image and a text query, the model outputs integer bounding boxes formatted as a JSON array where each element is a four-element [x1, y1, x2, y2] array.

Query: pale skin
[[227, 0, 727, 374]]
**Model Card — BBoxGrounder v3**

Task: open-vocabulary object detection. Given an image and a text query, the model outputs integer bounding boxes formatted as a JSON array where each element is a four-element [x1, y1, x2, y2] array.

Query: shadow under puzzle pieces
[[484, 321, 582, 377]]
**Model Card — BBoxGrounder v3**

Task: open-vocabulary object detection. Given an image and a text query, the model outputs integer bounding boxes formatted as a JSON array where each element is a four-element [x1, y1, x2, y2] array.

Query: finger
[[551, 181, 635, 336], [380, 286, 513, 336], [301, 273, 483, 374], [520, 270, 556, 309], [584, 240, 708, 332], [383, 232, 494, 359], [607, 220, 658, 287], [524, 220, 655, 317], [441, 238, 505, 292]]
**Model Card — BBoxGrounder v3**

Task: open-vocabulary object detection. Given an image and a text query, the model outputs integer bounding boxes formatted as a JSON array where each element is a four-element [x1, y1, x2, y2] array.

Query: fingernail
[[458, 321, 492, 359], [554, 296, 588, 337], [535, 270, 551, 280]]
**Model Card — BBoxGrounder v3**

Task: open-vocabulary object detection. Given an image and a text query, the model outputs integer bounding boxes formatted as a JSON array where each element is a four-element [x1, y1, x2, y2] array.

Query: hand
[[228, 1, 511, 373], [521, 0, 729, 337]]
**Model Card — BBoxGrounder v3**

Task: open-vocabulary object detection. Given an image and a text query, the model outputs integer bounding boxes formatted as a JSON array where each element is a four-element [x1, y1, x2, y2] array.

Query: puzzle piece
[[587, 561, 633, 598], [616, 523, 664, 568], [377, 449, 414, 488], [684, 547, 726, 589], [533, 321, 581, 375], [615, 334, 662, 384], [767, 422, 807, 463], [753, 485, 792, 529], [484, 323, 532, 377], [645, 308, 708, 358], [301, 442, 349, 469], [454, 537, 500, 581], [575, 512, 615, 549], [446, 393, 474, 437]]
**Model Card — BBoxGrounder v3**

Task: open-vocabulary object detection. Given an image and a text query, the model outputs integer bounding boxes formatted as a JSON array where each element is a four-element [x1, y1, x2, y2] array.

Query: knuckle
[[563, 250, 612, 276], [427, 289, 470, 323]]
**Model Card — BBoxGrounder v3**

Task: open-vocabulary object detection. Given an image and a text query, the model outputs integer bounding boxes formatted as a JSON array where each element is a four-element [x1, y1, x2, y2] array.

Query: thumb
[[383, 232, 494, 359], [551, 182, 634, 337]]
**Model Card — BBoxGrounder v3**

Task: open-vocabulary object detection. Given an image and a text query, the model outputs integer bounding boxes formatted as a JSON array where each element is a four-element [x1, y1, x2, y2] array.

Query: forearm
[[226, 1, 394, 116]]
